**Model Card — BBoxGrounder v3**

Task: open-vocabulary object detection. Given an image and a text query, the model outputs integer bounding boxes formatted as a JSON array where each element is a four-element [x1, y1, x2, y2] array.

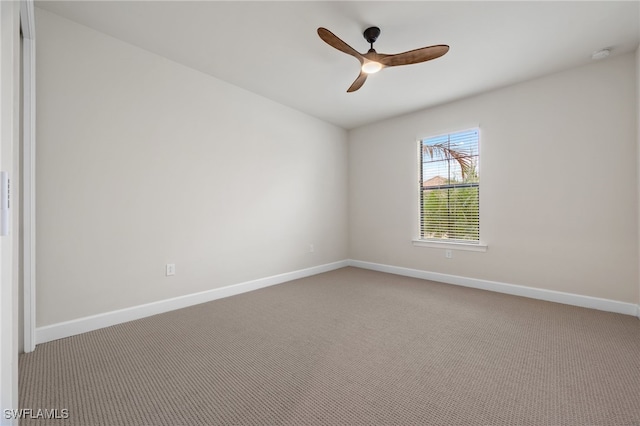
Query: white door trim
[[21, 0, 36, 354], [1, 0, 19, 420]]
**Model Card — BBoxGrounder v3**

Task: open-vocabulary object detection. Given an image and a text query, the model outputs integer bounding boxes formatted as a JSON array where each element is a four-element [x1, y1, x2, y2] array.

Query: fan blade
[[318, 27, 364, 64], [380, 45, 449, 67], [347, 72, 368, 93]]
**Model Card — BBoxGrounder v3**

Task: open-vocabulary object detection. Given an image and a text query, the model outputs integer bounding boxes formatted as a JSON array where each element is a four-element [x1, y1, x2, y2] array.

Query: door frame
[[0, 0, 20, 419], [21, 0, 36, 354]]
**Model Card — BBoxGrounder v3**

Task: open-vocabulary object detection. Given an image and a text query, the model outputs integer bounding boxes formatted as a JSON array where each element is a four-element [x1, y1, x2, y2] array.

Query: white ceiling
[[36, 1, 640, 130]]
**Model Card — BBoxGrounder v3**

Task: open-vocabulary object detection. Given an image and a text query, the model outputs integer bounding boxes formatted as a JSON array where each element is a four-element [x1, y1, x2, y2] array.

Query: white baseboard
[[35, 260, 349, 345], [348, 259, 640, 317]]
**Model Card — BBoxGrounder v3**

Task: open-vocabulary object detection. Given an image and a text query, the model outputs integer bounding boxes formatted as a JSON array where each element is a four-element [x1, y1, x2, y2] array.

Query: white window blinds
[[420, 129, 479, 242]]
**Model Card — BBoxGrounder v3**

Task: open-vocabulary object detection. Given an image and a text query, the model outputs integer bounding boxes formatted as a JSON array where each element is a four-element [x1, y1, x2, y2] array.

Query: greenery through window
[[420, 129, 479, 242]]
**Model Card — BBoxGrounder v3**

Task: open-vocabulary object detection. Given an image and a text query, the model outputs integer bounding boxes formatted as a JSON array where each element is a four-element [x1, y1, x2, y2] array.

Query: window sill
[[412, 239, 488, 252]]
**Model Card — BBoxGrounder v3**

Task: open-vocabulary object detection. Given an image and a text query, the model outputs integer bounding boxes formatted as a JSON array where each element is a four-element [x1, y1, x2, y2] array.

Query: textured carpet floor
[[19, 267, 640, 425]]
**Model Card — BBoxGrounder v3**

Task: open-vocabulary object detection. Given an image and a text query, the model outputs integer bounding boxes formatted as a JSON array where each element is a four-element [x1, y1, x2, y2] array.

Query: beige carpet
[[19, 267, 640, 425]]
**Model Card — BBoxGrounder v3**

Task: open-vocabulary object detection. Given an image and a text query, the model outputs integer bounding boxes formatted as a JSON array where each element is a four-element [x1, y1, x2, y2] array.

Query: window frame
[[413, 127, 487, 252]]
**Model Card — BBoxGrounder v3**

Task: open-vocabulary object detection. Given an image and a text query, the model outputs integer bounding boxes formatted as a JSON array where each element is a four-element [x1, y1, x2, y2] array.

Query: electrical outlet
[[445, 250, 453, 259], [309, 244, 315, 253], [166, 263, 176, 276]]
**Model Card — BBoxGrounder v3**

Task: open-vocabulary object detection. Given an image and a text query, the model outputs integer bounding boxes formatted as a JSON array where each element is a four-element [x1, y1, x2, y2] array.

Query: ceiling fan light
[[362, 61, 382, 74]]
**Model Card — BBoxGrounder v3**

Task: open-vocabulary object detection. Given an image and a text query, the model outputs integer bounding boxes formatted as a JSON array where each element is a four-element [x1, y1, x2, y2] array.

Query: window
[[419, 128, 479, 243]]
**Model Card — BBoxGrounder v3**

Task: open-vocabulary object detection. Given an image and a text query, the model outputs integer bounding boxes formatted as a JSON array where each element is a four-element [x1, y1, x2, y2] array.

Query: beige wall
[[34, 6, 640, 330], [35, 9, 348, 327], [349, 53, 638, 304]]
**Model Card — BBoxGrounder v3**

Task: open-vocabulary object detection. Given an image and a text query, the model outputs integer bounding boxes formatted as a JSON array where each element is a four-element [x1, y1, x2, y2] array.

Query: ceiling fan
[[317, 26, 449, 92]]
